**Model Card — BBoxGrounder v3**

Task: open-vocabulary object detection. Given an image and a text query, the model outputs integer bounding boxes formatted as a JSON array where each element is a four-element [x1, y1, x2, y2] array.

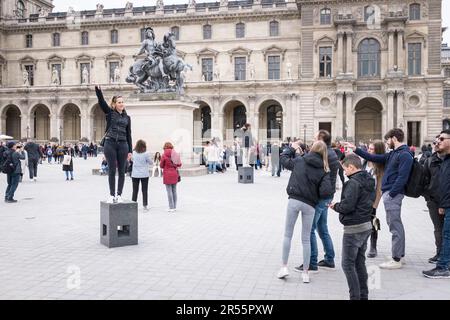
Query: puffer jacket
[[422, 152, 444, 203], [280, 147, 333, 208], [439, 154, 450, 209], [160, 149, 182, 185], [334, 170, 376, 226]]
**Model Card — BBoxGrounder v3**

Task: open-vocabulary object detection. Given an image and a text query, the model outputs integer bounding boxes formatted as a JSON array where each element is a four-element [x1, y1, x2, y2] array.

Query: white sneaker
[[379, 259, 402, 269], [143, 206, 149, 212], [167, 209, 174, 213], [302, 271, 310, 283], [277, 267, 289, 279], [33, 177, 37, 182], [107, 196, 115, 204], [116, 195, 123, 203]]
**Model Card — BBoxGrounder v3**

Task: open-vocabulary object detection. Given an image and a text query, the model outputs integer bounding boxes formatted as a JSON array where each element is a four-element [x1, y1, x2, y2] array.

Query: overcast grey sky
[[52, 0, 450, 44]]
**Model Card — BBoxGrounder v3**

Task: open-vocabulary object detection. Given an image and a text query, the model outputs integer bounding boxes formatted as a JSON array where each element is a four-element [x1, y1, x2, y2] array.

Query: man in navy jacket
[[423, 129, 450, 279], [346, 128, 413, 270]]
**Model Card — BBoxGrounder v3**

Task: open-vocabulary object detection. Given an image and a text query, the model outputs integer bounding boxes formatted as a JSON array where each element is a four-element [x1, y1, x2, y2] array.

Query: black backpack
[[404, 157, 425, 198], [0, 150, 16, 174]]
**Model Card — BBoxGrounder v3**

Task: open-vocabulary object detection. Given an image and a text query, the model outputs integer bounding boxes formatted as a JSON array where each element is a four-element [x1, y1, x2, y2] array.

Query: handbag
[[170, 158, 181, 182], [99, 126, 111, 147], [62, 155, 72, 166]]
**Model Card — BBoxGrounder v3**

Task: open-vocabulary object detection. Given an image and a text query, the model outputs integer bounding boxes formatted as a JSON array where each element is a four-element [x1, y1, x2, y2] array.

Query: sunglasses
[[438, 137, 450, 142]]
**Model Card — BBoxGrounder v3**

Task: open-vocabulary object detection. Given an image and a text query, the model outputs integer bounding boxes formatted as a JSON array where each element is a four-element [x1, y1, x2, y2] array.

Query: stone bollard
[[100, 201, 138, 248], [238, 167, 254, 184]]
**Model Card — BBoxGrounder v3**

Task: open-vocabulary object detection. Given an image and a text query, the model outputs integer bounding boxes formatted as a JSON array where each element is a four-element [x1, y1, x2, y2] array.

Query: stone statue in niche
[[82, 66, 89, 84], [249, 63, 255, 79], [113, 66, 121, 83], [51, 66, 60, 85], [286, 62, 292, 79], [156, 0, 164, 10], [214, 63, 220, 80], [125, 2, 133, 11], [96, 4, 104, 14], [22, 69, 29, 86]]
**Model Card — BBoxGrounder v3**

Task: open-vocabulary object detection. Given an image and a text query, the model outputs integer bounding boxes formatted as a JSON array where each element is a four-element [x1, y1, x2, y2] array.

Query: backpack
[[404, 157, 425, 198], [0, 150, 16, 174], [47, 148, 52, 156]]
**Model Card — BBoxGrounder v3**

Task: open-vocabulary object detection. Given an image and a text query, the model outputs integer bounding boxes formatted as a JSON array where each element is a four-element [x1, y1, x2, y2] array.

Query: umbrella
[[0, 134, 13, 140]]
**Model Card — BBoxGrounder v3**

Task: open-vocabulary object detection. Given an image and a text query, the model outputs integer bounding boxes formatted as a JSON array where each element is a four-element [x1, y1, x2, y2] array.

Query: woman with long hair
[[363, 140, 386, 258], [152, 152, 162, 177], [131, 139, 152, 211], [277, 140, 333, 283], [95, 85, 132, 203], [160, 142, 182, 212]]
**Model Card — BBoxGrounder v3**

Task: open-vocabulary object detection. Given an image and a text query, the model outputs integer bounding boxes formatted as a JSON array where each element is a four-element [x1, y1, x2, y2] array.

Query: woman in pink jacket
[[160, 142, 182, 212]]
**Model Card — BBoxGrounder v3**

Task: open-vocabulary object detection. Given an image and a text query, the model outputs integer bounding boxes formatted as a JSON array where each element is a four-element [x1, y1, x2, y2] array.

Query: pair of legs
[[104, 140, 129, 197], [382, 192, 406, 261], [282, 199, 315, 269], [165, 184, 177, 209], [342, 230, 371, 300], [437, 209, 450, 270], [28, 158, 38, 179], [427, 200, 445, 259], [368, 208, 380, 257], [310, 197, 335, 268], [152, 166, 162, 177], [132, 177, 149, 207], [271, 161, 280, 177], [5, 173, 20, 200], [207, 161, 217, 174], [65, 171, 74, 180]]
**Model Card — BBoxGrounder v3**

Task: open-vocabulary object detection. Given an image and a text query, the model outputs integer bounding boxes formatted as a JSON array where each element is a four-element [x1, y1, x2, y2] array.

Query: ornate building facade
[[0, 0, 447, 147]]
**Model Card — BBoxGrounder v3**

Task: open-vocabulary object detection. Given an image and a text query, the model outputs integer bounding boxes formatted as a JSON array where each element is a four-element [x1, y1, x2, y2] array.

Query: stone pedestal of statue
[[126, 93, 199, 163]]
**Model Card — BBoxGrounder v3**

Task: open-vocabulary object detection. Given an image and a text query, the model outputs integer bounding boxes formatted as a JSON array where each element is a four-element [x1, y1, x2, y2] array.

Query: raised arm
[[354, 147, 388, 164], [279, 147, 297, 171], [94, 86, 111, 114]]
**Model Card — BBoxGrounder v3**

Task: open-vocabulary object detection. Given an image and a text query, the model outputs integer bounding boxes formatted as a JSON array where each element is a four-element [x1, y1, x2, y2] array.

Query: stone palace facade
[[0, 0, 449, 147]]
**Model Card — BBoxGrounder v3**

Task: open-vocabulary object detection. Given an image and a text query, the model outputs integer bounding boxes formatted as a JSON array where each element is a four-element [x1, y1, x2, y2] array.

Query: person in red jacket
[[160, 142, 182, 212]]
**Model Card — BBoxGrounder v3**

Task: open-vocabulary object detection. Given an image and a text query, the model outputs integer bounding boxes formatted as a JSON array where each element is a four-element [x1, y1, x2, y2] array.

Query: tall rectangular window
[[444, 90, 450, 108], [234, 57, 246, 80], [409, 4, 421, 20], [140, 28, 146, 42], [408, 43, 421, 75], [81, 31, 89, 45], [270, 21, 279, 37], [407, 121, 421, 147], [171, 26, 180, 40], [445, 68, 450, 78], [203, 25, 211, 40], [109, 62, 119, 83], [319, 46, 332, 77], [268, 56, 280, 80], [201, 58, 213, 81], [26, 34, 33, 48], [25, 65, 34, 86], [52, 33, 60, 47], [110, 30, 118, 44], [236, 23, 245, 38]]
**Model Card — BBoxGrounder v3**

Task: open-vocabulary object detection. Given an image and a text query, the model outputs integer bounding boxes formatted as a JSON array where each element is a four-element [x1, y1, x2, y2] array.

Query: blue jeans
[[65, 171, 73, 179], [5, 173, 20, 200], [437, 208, 450, 270], [310, 197, 335, 268], [208, 161, 216, 174]]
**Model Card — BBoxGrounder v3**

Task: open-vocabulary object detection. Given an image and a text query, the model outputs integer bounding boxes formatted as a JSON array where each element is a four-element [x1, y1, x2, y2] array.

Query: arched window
[[201, 106, 211, 137], [110, 30, 118, 44], [171, 26, 180, 41], [52, 33, 60, 47], [267, 105, 283, 140], [236, 23, 245, 38], [270, 21, 279, 37], [358, 38, 380, 77], [203, 24, 211, 40], [17, 1, 25, 18], [233, 105, 247, 129], [409, 3, 421, 20], [320, 8, 331, 25], [81, 31, 89, 45]]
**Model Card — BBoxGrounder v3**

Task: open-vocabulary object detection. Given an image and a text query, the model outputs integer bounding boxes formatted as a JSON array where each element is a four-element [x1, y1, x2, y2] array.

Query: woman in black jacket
[[277, 140, 333, 283], [95, 85, 132, 203]]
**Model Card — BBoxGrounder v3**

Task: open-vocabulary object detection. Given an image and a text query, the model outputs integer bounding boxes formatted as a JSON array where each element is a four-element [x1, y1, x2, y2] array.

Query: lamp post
[[59, 125, 62, 144], [303, 124, 307, 143], [26, 125, 30, 140]]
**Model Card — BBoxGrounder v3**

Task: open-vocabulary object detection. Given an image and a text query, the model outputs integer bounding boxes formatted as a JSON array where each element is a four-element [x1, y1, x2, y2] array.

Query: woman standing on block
[[95, 85, 132, 203], [160, 142, 182, 212]]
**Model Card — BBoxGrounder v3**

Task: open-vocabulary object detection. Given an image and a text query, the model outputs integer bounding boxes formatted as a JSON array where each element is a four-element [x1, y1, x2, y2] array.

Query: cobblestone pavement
[[0, 157, 449, 300]]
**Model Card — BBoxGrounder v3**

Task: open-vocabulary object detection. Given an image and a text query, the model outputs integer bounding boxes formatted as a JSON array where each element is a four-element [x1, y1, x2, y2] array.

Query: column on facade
[[387, 90, 395, 130], [80, 107, 90, 141], [397, 31, 405, 71], [397, 90, 405, 128], [248, 96, 257, 142], [290, 94, 298, 139], [0, 114, 4, 135], [388, 31, 395, 71], [337, 33, 344, 74], [335, 92, 344, 139], [345, 92, 354, 141], [20, 113, 29, 140], [346, 32, 353, 74]]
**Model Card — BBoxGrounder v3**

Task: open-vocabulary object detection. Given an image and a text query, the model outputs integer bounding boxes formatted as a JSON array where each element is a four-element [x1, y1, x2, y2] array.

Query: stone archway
[[222, 100, 247, 142], [30, 104, 50, 141], [61, 104, 81, 142], [258, 100, 283, 143], [91, 104, 106, 142], [355, 97, 383, 143], [2, 105, 21, 139], [193, 101, 212, 145]]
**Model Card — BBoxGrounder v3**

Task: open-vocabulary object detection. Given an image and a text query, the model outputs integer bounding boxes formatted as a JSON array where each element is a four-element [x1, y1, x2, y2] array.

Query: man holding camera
[[3, 141, 25, 203]]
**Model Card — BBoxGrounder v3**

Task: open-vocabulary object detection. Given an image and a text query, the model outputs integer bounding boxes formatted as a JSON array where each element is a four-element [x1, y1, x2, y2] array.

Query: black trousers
[[104, 139, 129, 197], [427, 200, 445, 256], [132, 177, 149, 207], [28, 158, 39, 179]]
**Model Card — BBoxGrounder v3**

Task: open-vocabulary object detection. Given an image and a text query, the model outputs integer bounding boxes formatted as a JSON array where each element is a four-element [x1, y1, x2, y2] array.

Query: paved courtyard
[[0, 156, 449, 300]]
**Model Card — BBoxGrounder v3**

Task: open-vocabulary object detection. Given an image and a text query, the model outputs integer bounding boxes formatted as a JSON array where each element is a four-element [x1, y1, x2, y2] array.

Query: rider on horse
[[136, 27, 168, 79]]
